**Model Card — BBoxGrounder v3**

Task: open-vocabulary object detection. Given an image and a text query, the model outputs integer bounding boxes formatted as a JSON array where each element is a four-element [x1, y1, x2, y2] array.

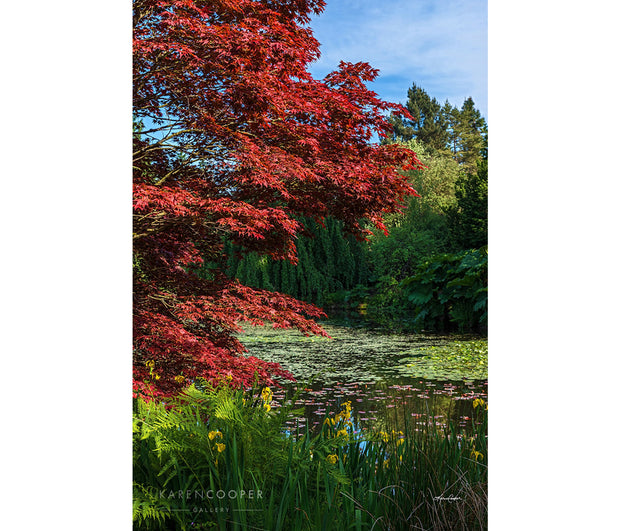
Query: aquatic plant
[[400, 339, 488, 380], [134, 379, 487, 530]]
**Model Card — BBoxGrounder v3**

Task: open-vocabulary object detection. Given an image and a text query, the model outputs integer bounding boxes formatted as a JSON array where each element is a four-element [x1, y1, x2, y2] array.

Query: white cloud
[[309, 0, 487, 116]]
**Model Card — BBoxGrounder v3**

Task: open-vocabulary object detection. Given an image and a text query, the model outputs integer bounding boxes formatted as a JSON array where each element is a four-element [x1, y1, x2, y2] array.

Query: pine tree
[[389, 83, 449, 151], [451, 97, 487, 173]]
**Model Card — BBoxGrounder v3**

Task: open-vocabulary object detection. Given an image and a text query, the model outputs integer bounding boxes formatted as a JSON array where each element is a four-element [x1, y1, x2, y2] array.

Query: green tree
[[388, 83, 449, 151], [448, 97, 487, 173], [368, 139, 460, 279], [388, 86, 487, 175], [230, 217, 371, 305], [447, 159, 488, 250]]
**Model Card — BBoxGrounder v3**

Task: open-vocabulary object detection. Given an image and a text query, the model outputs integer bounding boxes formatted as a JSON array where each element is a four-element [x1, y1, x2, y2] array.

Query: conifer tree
[[451, 97, 487, 173], [447, 158, 488, 250], [388, 83, 449, 151]]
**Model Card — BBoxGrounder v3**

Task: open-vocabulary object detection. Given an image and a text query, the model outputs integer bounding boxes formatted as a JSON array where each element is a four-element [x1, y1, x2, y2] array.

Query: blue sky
[[307, 0, 487, 118]]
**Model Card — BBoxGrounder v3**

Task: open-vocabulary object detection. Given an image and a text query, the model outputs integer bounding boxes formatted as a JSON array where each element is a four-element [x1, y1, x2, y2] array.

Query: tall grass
[[133, 379, 487, 530]]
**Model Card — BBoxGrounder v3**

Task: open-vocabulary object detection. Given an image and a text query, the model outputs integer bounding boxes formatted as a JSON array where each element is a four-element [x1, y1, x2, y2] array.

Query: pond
[[238, 318, 488, 436]]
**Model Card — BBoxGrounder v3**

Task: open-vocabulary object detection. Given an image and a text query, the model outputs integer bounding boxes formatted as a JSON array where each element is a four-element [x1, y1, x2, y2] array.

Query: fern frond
[[213, 396, 243, 424], [133, 483, 172, 529]]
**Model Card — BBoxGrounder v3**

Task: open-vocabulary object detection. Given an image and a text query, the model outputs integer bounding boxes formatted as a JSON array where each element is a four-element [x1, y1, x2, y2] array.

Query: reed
[[133, 380, 487, 530]]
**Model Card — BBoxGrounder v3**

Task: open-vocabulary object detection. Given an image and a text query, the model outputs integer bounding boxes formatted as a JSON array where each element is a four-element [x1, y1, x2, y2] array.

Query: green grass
[[133, 380, 487, 530]]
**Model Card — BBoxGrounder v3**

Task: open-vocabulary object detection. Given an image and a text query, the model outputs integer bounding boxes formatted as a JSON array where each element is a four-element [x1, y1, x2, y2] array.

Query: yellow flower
[[379, 431, 389, 443], [145, 360, 155, 369], [264, 403, 271, 412], [471, 449, 484, 461], [397, 438, 405, 447], [326, 454, 338, 465], [174, 375, 185, 383], [339, 401, 352, 420], [154, 373, 161, 380], [336, 429, 348, 438], [225, 374, 233, 381], [208, 430, 222, 441], [473, 398, 488, 410], [216, 443, 226, 453], [261, 387, 273, 403]]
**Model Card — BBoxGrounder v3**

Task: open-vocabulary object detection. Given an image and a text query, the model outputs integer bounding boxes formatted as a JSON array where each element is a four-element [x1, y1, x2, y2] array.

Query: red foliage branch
[[133, 0, 422, 396]]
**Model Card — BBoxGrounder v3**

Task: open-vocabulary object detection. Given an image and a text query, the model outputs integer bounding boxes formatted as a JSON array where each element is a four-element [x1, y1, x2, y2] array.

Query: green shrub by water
[[134, 379, 487, 530], [364, 248, 487, 333]]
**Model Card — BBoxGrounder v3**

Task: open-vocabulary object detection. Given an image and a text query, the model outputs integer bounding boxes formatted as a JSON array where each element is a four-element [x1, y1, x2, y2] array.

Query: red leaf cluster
[[133, 0, 422, 396]]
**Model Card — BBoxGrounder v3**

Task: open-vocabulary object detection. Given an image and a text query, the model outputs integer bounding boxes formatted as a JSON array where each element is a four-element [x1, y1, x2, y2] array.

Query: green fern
[[133, 483, 173, 529]]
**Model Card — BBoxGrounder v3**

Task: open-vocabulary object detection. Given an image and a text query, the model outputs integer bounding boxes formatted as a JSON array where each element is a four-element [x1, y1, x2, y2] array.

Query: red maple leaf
[[133, 0, 422, 396]]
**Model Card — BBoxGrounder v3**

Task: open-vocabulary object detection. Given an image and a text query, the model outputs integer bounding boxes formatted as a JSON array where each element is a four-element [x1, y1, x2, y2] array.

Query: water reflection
[[239, 323, 487, 435]]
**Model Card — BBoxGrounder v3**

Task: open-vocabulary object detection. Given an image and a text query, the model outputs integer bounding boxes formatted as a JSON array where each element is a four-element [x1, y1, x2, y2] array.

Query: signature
[[433, 495, 462, 502]]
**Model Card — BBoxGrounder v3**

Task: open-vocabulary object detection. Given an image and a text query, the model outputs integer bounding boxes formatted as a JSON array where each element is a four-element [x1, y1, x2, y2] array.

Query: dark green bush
[[365, 248, 487, 333]]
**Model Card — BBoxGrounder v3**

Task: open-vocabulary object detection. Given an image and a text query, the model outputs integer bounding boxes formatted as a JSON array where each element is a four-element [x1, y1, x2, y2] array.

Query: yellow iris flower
[[261, 387, 273, 403], [208, 430, 222, 441], [471, 449, 484, 461]]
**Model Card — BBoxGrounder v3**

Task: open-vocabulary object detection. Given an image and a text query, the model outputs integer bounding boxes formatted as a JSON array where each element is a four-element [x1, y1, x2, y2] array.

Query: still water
[[239, 320, 488, 435]]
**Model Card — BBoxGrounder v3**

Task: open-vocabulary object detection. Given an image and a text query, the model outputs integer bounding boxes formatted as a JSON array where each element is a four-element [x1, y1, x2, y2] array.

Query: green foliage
[[449, 97, 488, 174], [366, 87, 488, 332], [388, 82, 449, 151], [368, 139, 460, 281], [134, 382, 487, 530], [367, 248, 487, 333], [133, 379, 307, 530], [388, 84, 487, 174], [361, 133, 487, 330], [229, 217, 370, 305], [448, 159, 488, 250]]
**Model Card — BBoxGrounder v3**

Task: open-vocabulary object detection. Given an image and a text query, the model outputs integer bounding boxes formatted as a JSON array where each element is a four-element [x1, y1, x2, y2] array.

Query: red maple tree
[[133, 0, 422, 397]]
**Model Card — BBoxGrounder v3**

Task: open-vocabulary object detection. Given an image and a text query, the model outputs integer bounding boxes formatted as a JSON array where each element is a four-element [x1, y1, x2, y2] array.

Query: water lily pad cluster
[[238, 325, 487, 434], [399, 340, 488, 380]]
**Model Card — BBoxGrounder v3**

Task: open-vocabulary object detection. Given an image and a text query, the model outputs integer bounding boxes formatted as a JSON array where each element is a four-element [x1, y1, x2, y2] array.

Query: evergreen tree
[[387, 85, 487, 175], [389, 83, 449, 151], [228, 217, 371, 305], [443, 100, 461, 158], [450, 97, 487, 173], [447, 159, 488, 250]]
